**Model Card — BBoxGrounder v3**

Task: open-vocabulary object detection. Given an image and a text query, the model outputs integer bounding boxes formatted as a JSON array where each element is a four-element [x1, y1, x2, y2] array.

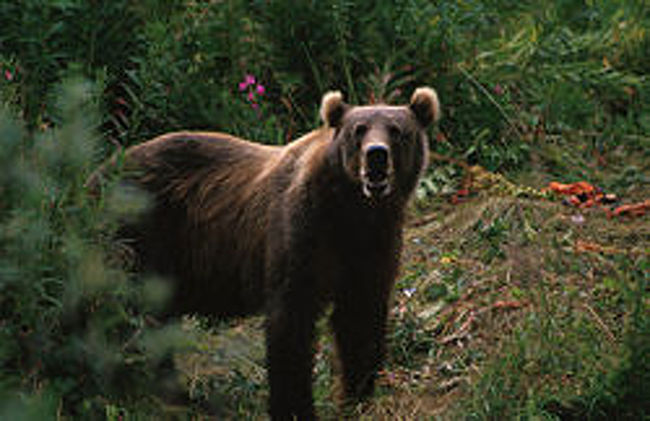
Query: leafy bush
[[0, 79, 189, 418], [122, 1, 285, 144], [0, 1, 154, 127]]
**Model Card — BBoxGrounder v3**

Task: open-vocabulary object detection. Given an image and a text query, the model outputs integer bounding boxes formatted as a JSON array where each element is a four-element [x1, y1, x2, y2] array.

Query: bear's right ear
[[409, 87, 440, 128], [321, 91, 348, 128]]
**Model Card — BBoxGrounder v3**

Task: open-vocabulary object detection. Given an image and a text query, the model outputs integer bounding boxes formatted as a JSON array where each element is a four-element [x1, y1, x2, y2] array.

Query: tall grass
[[2, 1, 648, 164], [459, 256, 650, 419]]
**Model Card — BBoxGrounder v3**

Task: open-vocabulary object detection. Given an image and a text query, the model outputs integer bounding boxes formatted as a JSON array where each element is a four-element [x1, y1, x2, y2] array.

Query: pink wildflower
[[4, 69, 13, 81], [238, 74, 265, 110], [494, 83, 504, 96]]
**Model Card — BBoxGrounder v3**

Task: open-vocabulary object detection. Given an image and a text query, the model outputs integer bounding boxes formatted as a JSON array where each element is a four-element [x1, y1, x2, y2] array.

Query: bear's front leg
[[266, 284, 318, 420], [331, 283, 390, 405]]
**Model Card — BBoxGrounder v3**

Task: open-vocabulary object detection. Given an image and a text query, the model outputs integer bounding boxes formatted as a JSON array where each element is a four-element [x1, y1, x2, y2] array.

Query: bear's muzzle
[[361, 143, 392, 199]]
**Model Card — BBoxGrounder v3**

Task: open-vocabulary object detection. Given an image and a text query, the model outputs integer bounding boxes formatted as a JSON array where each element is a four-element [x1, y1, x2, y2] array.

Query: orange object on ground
[[546, 181, 615, 209], [608, 199, 650, 218], [547, 181, 597, 196]]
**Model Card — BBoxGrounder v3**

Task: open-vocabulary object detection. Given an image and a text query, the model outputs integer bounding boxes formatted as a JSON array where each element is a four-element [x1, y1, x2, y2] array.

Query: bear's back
[[121, 132, 285, 317], [118, 130, 334, 318]]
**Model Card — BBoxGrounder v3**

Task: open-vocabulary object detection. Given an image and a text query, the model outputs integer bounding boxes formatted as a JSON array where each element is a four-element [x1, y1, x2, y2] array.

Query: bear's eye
[[353, 124, 368, 138], [388, 124, 403, 139]]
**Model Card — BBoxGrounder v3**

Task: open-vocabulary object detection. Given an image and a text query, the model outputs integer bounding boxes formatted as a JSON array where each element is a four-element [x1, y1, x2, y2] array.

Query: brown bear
[[101, 87, 439, 419]]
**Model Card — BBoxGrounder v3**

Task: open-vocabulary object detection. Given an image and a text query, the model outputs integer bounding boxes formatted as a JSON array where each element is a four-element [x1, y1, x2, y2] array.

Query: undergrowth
[[0, 80, 191, 418]]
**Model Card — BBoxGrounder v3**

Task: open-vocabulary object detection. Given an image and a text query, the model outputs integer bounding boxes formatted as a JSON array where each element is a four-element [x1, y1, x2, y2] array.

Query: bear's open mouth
[[361, 144, 392, 199], [362, 177, 391, 198]]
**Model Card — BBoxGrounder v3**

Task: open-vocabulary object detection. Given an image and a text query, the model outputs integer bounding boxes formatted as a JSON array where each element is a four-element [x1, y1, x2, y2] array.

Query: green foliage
[[3, 1, 649, 168], [124, 1, 272, 142], [460, 255, 650, 420], [0, 1, 151, 128], [474, 216, 509, 263], [0, 79, 189, 418], [389, 306, 436, 368], [570, 256, 650, 419]]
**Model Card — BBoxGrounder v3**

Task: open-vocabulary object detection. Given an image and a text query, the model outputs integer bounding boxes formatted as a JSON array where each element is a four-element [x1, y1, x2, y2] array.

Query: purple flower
[[238, 74, 266, 111], [494, 83, 504, 96], [239, 74, 257, 91]]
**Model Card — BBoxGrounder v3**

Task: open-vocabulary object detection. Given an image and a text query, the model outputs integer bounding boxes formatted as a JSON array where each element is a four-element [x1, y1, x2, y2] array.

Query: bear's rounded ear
[[409, 87, 440, 128], [321, 91, 348, 128]]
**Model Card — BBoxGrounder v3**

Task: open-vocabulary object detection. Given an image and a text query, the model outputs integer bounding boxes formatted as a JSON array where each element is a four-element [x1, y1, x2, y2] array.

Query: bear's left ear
[[409, 87, 440, 128], [321, 91, 349, 128]]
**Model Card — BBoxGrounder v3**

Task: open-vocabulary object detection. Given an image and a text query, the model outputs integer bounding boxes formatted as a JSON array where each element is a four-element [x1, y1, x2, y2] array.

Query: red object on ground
[[548, 180, 647, 218], [548, 181, 597, 196], [608, 200, 650, 218], [450, 188, 471, 205], [547, 181, 607, 208]]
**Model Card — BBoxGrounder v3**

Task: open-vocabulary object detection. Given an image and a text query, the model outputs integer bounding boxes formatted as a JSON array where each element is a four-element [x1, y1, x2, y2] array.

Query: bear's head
[[321, 87, 440, 201]]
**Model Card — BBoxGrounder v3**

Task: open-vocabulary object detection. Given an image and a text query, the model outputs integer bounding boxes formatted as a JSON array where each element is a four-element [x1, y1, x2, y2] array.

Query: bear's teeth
[[363, 180, 391, 199]]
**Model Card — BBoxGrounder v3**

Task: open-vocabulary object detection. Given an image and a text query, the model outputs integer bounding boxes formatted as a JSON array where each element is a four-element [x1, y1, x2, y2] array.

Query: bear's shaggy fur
[[102, 87, 439, 419]]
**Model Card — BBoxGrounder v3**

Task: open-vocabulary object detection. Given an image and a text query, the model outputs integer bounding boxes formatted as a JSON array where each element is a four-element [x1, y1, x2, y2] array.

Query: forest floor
[[169, 136, 650, 420]]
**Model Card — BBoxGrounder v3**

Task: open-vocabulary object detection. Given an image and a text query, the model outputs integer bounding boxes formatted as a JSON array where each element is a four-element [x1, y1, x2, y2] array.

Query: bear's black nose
[[365, 144, 389, 182]]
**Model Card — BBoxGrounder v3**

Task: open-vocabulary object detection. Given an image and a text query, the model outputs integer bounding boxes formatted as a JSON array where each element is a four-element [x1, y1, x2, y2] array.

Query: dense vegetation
[[1, 0, 648, 419]]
